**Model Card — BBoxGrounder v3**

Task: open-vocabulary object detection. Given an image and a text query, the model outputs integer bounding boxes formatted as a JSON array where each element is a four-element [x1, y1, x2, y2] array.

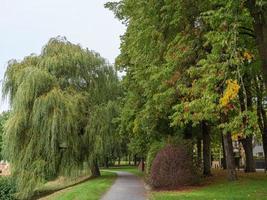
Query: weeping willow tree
[[2, 36, 120, 199]]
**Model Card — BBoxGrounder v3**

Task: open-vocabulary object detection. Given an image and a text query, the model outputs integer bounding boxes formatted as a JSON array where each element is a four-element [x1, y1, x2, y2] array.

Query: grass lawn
[[104, 166, 144, 177], [37, 174, 91, 195], [150, 170, 267, 200], [40, 171, 116, 200]]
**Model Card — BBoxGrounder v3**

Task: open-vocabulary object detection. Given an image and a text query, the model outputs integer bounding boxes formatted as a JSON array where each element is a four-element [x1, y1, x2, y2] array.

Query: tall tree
[[245, 0, 267, 87], [2, 37, 120, 199], [107, 0, 262, 182]]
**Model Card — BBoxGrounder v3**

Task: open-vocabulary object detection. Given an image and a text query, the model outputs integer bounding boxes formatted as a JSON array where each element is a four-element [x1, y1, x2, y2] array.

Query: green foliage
[[0, 177, 16, 200], [107, 0, 264, 156], [2, 36, 120, 199], [0, 112, 9, 160]]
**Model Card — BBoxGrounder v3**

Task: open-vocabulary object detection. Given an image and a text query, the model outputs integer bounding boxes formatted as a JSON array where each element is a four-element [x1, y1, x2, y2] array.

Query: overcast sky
[[0, 0, 125, 112]]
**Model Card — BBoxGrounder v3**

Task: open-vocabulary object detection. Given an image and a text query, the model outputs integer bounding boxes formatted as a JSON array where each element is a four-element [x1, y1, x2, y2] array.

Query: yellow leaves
[[232, 132, 244, 141], [220, 79, 240, 107], [243, 51, 254, 63]]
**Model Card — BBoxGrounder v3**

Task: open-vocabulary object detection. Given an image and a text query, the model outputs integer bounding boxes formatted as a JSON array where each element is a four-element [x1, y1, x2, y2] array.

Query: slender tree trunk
[[256, 76, 267, 171], [202, 122, 211, 176], [140, 158, 145, 172], [262, 130, 267, 171], [238, 78, 255, 173], [223, 132, 238, 181], [118, 157, 121, 166], [240, 136, 256, 172], [221, 133, 227, 169], [134, 154, 137, 166], [128, 155, 131, 166], [197, 137, 202, 168], [90, 159, 101, 177], [105, 157, 109, 169], [261, 107, 267, 171]]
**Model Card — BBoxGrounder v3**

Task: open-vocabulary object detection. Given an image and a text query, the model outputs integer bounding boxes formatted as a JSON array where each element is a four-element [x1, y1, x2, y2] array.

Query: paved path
[[101, 171, 147, 200]]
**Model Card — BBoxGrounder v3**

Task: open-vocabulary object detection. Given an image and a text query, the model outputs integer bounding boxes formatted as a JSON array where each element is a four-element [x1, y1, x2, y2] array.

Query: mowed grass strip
[[41, 171, 116, 200], [150, 171, 267, 200]]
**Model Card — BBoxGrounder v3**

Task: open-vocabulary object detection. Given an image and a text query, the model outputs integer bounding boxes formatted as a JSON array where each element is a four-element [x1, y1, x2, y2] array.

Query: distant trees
[[2, 37, 121, 199]]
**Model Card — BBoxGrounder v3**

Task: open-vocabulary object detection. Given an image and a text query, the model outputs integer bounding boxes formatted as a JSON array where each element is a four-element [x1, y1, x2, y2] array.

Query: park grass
[[104, 166, 144, 177], [37, 174, 91, 194], [39, 171, 116, 200], [150, 170, 267, 200]]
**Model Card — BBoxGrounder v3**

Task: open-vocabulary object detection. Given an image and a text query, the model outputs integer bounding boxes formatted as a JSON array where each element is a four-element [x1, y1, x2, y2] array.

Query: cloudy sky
[[0, 0, 125, 112]]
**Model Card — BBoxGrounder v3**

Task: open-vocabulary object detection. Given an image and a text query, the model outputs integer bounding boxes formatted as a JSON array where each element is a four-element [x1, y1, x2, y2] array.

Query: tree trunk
[[197, 137, 202, 168], [238, 77, 255, 173], [221, 133, 227, 169], [240, 136, 256, 172], [105, 157, 109, 169], [262, 130, 267, 171], [134, 154, 137, 166], [202, 122, 212, 176], [140, 158, 145, 172], [118, 157, 121, 166], [246, 0, 267, 87], [223, 132, 238, 181], [90, 159, 101, 177], [260, 102, 267, 171], [261, 108, 267, 171], [255, 75, 267, 171]]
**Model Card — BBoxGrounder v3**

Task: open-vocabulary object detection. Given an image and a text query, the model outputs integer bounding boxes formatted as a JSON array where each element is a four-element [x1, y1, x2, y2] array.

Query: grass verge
[[39, 171, 116, 200], [150, 170, 267, 200], [104, 166, 144, 177]]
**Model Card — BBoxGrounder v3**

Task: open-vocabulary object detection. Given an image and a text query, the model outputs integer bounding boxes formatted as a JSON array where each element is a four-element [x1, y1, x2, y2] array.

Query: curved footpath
[[101, 171, 147, 200]]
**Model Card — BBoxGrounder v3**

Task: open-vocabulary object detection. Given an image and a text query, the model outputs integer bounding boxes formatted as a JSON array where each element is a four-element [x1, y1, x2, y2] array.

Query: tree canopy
[[2, 37, 121, 199], [106, 0, 267, 180], [2, 0, 267, 198]]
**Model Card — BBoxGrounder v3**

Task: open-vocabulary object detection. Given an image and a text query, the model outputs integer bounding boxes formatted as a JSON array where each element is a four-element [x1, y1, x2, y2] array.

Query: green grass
[[37, 173, 91, 194], [150, 171, 267, 200], [104, 166, 144, 177], [41, 171, 116, 200]]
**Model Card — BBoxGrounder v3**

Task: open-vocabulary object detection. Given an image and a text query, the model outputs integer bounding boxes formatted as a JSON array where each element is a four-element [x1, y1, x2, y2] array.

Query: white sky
[[0, 0, 125, 112]]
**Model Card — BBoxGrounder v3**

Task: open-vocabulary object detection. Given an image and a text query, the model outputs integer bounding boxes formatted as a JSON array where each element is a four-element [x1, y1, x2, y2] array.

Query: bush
[[145, 141, 165, 175], [0, 177, 16, 200], [149, 144, 199, 189]]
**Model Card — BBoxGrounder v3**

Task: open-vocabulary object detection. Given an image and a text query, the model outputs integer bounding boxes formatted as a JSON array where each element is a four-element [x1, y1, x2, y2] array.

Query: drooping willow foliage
[[2, 37, 120, 199]]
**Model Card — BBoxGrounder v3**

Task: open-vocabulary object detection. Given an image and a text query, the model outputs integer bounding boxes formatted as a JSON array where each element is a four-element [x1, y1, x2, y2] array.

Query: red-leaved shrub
[[149, 144, 199, 189]]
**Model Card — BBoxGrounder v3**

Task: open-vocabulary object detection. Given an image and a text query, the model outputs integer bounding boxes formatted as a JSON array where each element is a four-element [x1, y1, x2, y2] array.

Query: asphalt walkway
[[101, 171, 147, 200]]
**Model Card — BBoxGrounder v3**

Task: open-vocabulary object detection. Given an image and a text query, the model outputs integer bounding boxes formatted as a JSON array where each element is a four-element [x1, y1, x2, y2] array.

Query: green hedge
[[0, 177, 16, 200]]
